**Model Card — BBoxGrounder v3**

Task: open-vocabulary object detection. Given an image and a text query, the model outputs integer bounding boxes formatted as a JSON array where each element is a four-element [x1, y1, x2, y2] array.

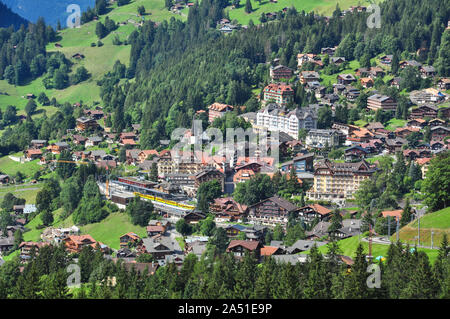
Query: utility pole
[[418, 212, 420, 247], [388, 216, 391, 239], [396, 217, 399, 242], [431, 230, 434, 249]]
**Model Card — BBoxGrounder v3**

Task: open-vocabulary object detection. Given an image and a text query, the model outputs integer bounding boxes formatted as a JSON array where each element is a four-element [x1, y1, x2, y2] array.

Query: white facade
[[255, 104, 317, 139]]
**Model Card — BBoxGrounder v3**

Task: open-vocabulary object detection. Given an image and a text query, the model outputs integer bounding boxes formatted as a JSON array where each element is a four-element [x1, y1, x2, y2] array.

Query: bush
[[91, 42, 97, 47]]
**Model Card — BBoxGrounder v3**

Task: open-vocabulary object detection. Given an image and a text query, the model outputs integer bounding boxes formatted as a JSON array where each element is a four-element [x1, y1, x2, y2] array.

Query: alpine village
[[0, 0, 449, 300]]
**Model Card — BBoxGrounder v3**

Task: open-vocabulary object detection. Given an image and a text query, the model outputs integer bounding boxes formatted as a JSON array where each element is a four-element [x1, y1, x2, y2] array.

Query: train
[[133, 192, 195, 210]]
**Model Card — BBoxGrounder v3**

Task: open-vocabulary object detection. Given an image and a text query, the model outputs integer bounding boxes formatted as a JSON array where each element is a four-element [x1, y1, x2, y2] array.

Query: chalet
[[208, 102, 234, 123], [344, 145, 369, 161], [76, 117, 99, 131], [430, 126, 450, 140], [344, 87, 361, 101], [395, 126, 420, 139], [367, 94, 397, 111], [407, 118, 427, 129], [247, 196, 300, 228], [141, 236, 174, 260], [328, 225, 360, 239], [331, 57, 346, 65], [138, 150, 159, 163], [300, 71, 320, 84], [226, 240, 263, 260], [50, 142, 69, 155], [194, 168, 224, 191], [72, 135, 87, 145], [420, 65, 436, 78], [0, 236, 14, 252], [63, 235, 101, 254], [85, 136, 103, 147], [399, 60, 422, 69], [209, 197, 247, 222], [322, 93, 339, 105], [286, 239, 327, 254], [333, 83, 346, 95], [146, 225, 166, 237], [368, 67, 385, 78], [270, 65, 293, 81], [305, 221, 331, 240], [385, 137, 407, 153], [19, 241, 50, 260], [24, 148, 42, 160], [119, 232, 142, 249], [438, 78, 450, 91], [30, 139, 47, 148], [355, 68, 369, 77], [297, 204, 331, 224], [126, 149, 141, 164], [321, 47, 336, 56], [379, 55, 393, 64], [388, 77, 402, 89], [360, 77, 374, 88], [260, 246, 284, 257], [429, 118, 446, 127], [224, 224, 247, 238], [83, 109, 104, 120], [337, 74, 356, 85], [119, 132, 137, 141], [184, 211, 206, 224], [241, 225, 266, 242], [410, 105, 438, 119]]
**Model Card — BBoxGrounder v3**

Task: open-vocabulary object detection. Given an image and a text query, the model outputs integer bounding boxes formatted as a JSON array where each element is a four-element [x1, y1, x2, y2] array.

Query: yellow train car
[[133, 192, 195, 210]]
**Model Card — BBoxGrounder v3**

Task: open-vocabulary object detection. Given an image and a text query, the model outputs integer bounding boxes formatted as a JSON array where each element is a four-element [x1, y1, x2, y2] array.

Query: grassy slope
[[0, 184, 43, 204], [0, 153, 42, 176], [301, 235, 439, 264], [79, 212, 147, 250], [392, 207, 450, 249], [0, 0, 184, 113], [226, 0, 375, 25]]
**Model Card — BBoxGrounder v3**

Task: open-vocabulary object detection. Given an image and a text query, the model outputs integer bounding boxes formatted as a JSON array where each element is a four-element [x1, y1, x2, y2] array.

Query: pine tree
[[399, 198, 412, 227], [341, 244, 369, 298], [303, 245, 330, 298], [233, 251, 257, 298], [245, 0, 253, 13]]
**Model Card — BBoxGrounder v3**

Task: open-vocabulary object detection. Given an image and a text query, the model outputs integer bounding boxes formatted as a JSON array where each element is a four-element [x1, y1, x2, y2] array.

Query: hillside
[[225, 0, 375, 25], [392, 207, 450, 248], [300, 235, 440, 264], [0, 0, 375, 115], [0, 1, 29, 28], [0, 0, 186, 115]]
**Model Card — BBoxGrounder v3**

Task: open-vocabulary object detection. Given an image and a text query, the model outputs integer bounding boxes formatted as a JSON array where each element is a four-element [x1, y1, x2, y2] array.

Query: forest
[[0, 235, 448, 299], [95, 0, 450, 148]]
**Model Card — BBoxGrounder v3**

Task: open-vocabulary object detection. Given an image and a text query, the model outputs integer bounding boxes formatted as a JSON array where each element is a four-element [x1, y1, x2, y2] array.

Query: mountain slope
[[0, 0, 95, 27], [0, 1, 29, 28]]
